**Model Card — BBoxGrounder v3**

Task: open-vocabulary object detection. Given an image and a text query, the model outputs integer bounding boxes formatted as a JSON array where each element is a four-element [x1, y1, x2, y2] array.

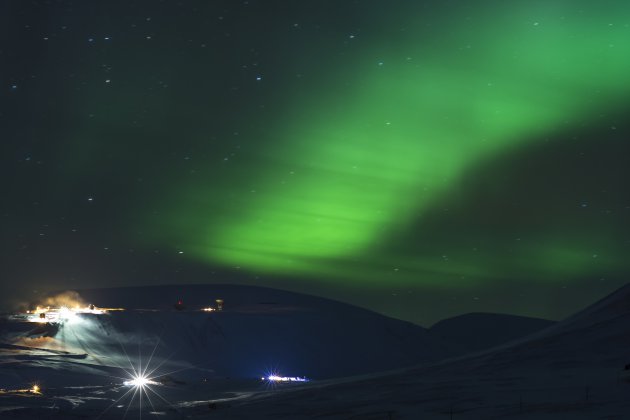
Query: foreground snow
[[1, 283, 630, 418]]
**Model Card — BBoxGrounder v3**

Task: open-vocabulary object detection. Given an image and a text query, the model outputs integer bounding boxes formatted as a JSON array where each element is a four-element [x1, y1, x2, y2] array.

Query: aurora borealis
[[155, 1, 630, 283], [2, 0, 630, 324]]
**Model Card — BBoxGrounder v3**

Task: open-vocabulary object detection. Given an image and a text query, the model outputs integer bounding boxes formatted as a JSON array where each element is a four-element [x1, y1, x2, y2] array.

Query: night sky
[[2, 0, 629, 326]]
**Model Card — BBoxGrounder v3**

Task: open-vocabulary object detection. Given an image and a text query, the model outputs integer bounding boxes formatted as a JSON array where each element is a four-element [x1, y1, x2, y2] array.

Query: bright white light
[[125, 376, 147, 387], [124, 375, 158, 387], [264, 374, 308, 382], [58, 307, 79, 323]]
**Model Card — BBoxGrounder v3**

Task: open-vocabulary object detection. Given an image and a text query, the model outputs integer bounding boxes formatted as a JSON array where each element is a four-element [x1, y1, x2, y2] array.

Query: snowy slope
[[459, 282, 630, 373], [188, 282, 630, 419], [428, 312, 556, 356]]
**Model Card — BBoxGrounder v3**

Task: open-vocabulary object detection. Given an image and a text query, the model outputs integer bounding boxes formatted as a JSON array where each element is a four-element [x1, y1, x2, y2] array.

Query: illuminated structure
[[0, 385, 42, 395], [24, 304, 114, 324], [262, 375, 308, 383], [215, 299, 224, 311]]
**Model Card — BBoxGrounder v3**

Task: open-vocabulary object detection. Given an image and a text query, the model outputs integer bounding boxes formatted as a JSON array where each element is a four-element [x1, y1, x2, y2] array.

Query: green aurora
[[147, 1, 630, 286]]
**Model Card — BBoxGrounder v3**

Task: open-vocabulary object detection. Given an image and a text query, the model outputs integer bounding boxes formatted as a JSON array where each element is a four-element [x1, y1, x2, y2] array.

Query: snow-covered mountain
[[1, 284, 448, 385], [457, 282, 630, 373], [199, 283, 630, 419], [4, 283, 630, 419]]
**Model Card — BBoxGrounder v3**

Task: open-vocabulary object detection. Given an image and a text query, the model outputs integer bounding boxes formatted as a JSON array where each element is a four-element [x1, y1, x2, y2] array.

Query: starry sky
[[2, 0, 629, 325]]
